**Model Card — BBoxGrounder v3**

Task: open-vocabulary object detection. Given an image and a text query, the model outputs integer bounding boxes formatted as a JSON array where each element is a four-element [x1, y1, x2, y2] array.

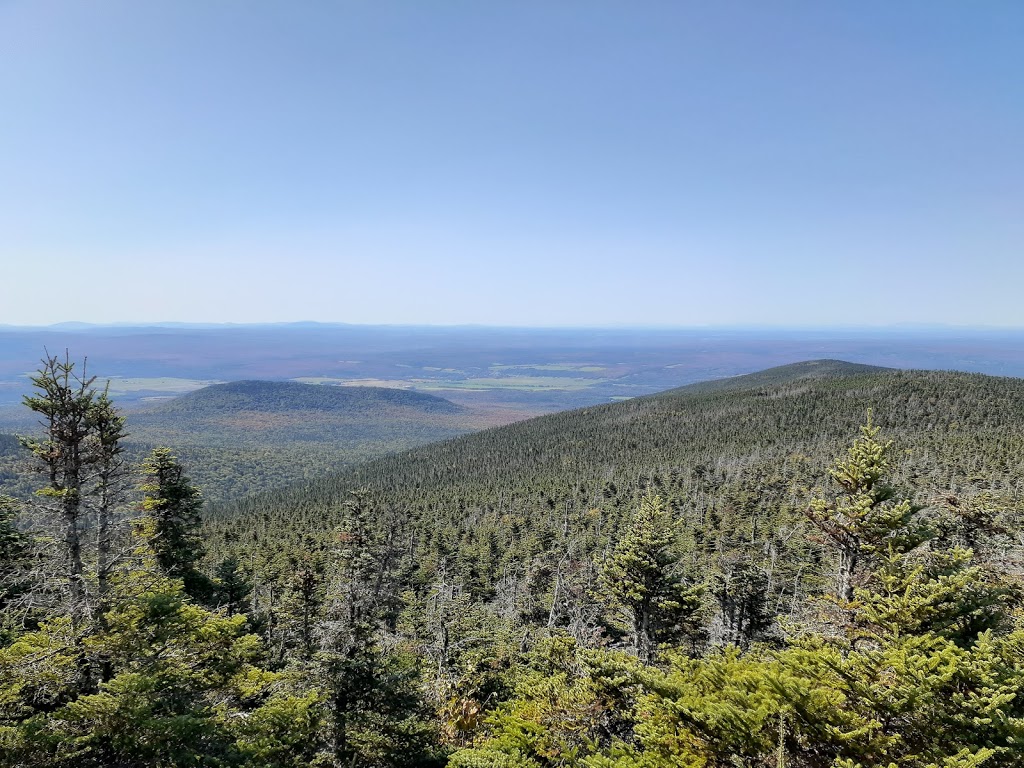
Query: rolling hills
[[6, 324, 1024, 416], [128, 380, 468, 449]]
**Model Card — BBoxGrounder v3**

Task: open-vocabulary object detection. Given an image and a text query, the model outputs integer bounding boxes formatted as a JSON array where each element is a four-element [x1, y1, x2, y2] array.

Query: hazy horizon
[[5, 323, 1024, 410], [4, 320, 1024, 333]]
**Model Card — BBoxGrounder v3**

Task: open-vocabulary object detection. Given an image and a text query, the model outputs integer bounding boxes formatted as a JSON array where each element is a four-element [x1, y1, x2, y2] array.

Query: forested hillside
[[2, 357, 1023, 767], [119, 380, 479, 499], [147, 380, 464, 416], [209, 360, 1024, 540], [1, 380, 491, 502]]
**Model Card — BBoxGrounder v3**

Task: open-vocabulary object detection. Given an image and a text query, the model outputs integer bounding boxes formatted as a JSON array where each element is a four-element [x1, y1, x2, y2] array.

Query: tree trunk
[[96, 478, 112, 607], [62, 483, 86, 615], [837, 545, 857, 602]]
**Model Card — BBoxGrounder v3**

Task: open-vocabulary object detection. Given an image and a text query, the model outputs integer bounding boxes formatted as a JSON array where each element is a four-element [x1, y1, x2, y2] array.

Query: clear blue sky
[[2, 1, 1021, 327]]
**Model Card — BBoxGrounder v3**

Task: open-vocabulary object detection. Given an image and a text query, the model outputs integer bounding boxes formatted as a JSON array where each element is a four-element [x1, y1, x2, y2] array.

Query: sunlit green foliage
[[0, 519, 320, 767]]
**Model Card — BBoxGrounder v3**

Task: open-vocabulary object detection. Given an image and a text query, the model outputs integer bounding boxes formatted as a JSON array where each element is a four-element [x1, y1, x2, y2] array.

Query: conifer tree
[[290, 558, 325, 660], [713, 558, 771, 648], [20, 353, 100, 617], [805, 414, 927, 601], [140, 448, 213, 602], [0, 495, 31, 642], [87, 385, 128, 607], [599, 494, 703, 661], [312, 491, 442, 767], [18, 355, 131, 622], [0, 516, 323, 768], [213, 554, 252, 615], [317, 490, 395, 762]]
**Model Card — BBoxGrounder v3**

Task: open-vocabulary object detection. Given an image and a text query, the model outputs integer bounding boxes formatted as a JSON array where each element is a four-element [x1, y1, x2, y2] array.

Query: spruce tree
[[805, 414, 927, 601], [713, 558, 771, 648], [140, 448, 213, 602], [0, 516, 324, 768], [18, 355, 131, 623], [599, 494, 703, 661], [87, 385, 128, 608], [0, 495, 31, 642], [213, 555, 252, 616], [313, 491, 442, 766]]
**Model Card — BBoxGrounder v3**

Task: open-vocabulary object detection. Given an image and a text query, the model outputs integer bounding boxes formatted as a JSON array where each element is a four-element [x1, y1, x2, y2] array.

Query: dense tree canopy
[[2, 358, 1024, 766]]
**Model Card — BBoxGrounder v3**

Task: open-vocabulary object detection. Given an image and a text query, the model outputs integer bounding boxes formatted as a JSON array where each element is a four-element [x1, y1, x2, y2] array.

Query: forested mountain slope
[[130, 380, 467, 449], [209, 360, 1024, 537], [677, 358, 892, 392], [203, 360, 1024, 662]]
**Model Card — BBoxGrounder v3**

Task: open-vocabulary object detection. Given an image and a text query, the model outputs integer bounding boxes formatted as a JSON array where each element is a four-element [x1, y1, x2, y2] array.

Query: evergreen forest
[[2, 354, 1024, 767]]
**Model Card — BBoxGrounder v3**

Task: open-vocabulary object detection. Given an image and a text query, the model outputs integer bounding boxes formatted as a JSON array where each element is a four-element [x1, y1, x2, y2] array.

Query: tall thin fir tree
[[20, 353, 101, 619], [87, 385, 128, 610], [318, 490, 383, 764]]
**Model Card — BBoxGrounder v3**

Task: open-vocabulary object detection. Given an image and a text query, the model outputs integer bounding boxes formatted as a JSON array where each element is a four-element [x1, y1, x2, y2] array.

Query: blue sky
[[1, 2, 1021, 326]]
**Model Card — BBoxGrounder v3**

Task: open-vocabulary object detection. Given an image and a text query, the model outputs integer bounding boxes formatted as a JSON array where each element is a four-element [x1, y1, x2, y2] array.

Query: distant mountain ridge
[[146, 380, 463, 416]]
